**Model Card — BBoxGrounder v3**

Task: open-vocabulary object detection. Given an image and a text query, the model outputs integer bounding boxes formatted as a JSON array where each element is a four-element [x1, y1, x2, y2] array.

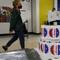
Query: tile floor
[[0, 35, 39, 52], [0, 35, 60, 60]]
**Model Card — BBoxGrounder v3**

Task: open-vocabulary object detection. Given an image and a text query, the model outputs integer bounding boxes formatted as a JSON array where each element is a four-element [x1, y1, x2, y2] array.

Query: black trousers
[[6, 30, 25, 49]]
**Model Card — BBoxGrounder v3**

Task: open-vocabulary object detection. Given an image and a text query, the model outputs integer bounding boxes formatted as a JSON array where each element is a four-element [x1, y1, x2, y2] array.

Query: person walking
[[2, 0, 25, 51]]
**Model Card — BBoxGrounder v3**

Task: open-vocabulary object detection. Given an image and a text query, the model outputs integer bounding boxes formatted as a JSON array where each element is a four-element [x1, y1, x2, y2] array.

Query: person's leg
[[18, 31, 25, 49], [2, 32, 18, 51], [6, 33, 18, 47]]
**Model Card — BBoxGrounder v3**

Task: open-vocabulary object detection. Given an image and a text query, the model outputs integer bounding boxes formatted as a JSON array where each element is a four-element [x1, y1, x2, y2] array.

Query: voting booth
[[39, 25, 60, 59]]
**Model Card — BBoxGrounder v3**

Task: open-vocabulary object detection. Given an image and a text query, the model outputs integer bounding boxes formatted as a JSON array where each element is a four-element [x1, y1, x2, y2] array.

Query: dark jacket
[[10, 8, 23, 32]]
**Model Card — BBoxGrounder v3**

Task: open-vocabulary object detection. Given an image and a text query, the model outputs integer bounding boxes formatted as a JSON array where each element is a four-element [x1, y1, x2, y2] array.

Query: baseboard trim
[[0, 33, 14, 36], [28, 32, 41, 35], [0, 32, 41, 36]]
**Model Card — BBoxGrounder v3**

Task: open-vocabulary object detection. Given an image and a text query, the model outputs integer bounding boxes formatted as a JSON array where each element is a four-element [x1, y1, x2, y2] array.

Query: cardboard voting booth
[[39, 25, 60, 59]]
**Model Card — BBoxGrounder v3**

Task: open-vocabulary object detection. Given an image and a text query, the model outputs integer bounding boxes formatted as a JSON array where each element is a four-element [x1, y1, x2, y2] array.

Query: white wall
[[0, 23, 9, 34], [32, 0, 40, 33], [0, 0, 13, 7], [0, 0, 32, 34], [31, 0, 36, 32], [0, 0, 14, 34], [54, 0, 57, 10], [36, 0, 40, 33], [0, 0, 40, 34], [21, 0, 32, 32]]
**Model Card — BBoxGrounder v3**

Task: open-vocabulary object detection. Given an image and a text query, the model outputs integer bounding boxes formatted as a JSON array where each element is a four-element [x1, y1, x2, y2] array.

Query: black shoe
[[22, 47, 25, 50], [2, 46, 8, 51]]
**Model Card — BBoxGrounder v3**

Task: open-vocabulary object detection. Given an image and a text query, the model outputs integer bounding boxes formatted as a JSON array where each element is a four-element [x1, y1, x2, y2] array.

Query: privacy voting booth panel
[[41, 25, 60, 40], [0, 0, 32, 34], [39, 25, 60, 59]]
